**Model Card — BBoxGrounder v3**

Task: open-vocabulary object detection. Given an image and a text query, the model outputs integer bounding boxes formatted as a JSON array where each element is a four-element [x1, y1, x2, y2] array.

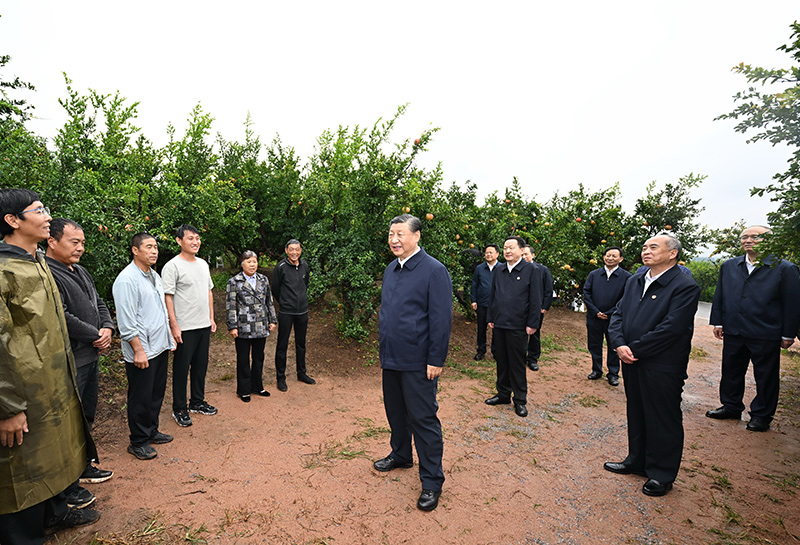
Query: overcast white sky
[[1, 2, 798, 230]]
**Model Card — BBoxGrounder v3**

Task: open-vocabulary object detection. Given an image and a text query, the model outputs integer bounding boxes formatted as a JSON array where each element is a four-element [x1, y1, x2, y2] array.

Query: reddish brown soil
[[51, 306, 800, 545]]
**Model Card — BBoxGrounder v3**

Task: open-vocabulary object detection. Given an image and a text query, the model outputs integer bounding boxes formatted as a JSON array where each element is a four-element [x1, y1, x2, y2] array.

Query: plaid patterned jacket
[[225, 271, 277, 338]]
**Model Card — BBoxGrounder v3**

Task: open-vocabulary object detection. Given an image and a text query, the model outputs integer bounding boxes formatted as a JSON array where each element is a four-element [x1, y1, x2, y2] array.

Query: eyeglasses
[[740, 235, 763, 241], [18, 206, 50, 217]]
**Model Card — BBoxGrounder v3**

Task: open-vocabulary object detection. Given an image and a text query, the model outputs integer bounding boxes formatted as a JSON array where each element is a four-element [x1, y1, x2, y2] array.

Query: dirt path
[[53, 308, 800, 545]]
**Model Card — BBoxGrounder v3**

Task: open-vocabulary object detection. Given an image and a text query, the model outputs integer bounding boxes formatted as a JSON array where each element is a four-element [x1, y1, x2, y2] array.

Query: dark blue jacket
[[609, 266, 700, 374], [487, 260, 543, 330], [534, 261, 554, 310], [709, 255, 800, 340], [379, 249, 452, 371], [470, 261, 497, 307], [583, 266, 632, 317]]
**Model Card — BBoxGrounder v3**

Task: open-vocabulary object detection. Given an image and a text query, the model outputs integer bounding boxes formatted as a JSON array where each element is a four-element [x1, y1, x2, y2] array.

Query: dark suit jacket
[[709, 255, 800, 340], [609, 266, 700, 374], [583, 266, 632, 316], [534, 261, 554, 311], [379, 248, 453, 371], [487, 260, 543, 330]]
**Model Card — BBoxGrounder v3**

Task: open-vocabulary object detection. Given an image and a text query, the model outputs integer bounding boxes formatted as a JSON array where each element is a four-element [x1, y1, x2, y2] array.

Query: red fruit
[[414, 138, 421, 146], [426, 213, 434, 221], [576, 218, 582, 222]]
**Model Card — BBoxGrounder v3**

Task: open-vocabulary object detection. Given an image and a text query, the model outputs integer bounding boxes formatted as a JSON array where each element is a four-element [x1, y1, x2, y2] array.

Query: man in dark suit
[[521, 245, 553, 371], [471, 244, 500, 361], [583, 247, 632, 386], [484, 236, 543, 418], [373, 214, 452, 512], [706, 225, 800, 432], [605, 232, 700, 497]]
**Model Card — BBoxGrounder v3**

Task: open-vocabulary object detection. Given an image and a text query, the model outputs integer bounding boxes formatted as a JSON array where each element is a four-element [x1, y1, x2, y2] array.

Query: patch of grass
[[763, 472, 800, 494], [302, 440, 369, 469], [352, 417, 390, 439], [710, 492, 743, 526], [180, 523, 209, 544], [187, 473, 218, 484], [577, 395, 607, 408], [690, 345, 710, 359], [539, 333, 564, 352], [212, 372, 234, 382], [448, 357, 495, 385]]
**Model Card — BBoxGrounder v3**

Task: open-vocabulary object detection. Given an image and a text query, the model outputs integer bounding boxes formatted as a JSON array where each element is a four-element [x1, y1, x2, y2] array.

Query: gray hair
[[285, 239, 302, 249], [238, 250, 257, 266], [389, 214, 422, 233], [656, 231, 682, 260]]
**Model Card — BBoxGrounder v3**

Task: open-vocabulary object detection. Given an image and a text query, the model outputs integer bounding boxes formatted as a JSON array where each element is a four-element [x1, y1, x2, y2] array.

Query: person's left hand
[[781, 338, 795, 349], [269, 323, 276, 332], [427, 365, 442, 380], [526, 326, 536, 335], [93, 328, 113, 351]]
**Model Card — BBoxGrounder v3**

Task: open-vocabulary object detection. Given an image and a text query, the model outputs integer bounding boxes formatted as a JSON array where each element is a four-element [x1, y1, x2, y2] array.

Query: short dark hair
[[389, 214, 422, 233], [504, 235, 526, 249], [603, 246, 623, 258], [49, 218, 83, 241], [523, 244, 533, 252], [285, 239, 302, 249], [131, 232, 156, 250], [175, 224, 200, 239], [0, 188, 40, 237], [239, 249, 257, 265], [483, 243, 499, 253]]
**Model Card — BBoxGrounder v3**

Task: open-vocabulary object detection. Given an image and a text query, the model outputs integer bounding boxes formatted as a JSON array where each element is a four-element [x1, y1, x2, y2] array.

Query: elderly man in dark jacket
[[46, 218, 115, 506], [373, 214, 452, 512], [470, 244, 500, 360]]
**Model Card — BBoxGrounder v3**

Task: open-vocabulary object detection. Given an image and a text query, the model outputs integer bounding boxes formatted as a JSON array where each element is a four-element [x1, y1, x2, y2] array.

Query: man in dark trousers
[[706, 225, 800, 432], [272, 239, 314, 391], [605, 232, 700, 497], [583, 246, 631, 386], [471, 244, 500, 361], [46, 218, 115, 509], [373, 214, 452, 512], [484, 236, 543, 418], [521, 245, 552, 371]]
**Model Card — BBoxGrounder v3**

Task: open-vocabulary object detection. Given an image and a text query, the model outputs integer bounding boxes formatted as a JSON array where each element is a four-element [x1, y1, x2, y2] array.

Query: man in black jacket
[[605, 232, 700, 497], [470, 244, 500, 361], [484, 236, 543, 417], [272, 239, 314, 391], [46, 218, 116, 507], [521, 245, 552, 371], [706, 225, 800, 432], [583, 247, 632, 386]]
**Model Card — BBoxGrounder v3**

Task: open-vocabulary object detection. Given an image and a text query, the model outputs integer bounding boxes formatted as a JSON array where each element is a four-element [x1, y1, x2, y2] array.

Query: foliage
[[0, 54, 35, 123], [685, 259, 720, 302], [717, 21, 800, 263]]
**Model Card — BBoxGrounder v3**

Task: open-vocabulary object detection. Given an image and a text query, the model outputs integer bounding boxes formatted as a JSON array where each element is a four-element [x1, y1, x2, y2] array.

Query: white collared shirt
[[398, 246, 421, 268], [745, 254, 758, 275], [604, 265, 618, 279], [642, 266, 674, 297], [506, 258, 521, 273]]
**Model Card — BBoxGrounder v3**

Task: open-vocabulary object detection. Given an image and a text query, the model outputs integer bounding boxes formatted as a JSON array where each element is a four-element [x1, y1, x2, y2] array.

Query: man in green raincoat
[[0, 188, 100, 544]]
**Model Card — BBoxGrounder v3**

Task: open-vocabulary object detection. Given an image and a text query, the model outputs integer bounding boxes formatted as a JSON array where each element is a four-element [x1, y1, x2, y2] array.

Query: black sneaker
[[80, 464, 113, 484], [127, 443, 157, 460], [150, 431, 174, 444], [66, 486, 95, 509], [189, 401, 218, 415], [45, 508, 100, 534], [173, 408, 193, 427]]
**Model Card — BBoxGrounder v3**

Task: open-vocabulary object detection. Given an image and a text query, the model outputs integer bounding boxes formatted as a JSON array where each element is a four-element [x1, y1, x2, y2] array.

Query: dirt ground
[[50, 303, 800, 545]]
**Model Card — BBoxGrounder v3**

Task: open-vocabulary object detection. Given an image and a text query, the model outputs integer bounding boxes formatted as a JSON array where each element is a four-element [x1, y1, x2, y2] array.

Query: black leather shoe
[[642, 479, 673, 496], [298, 374, 316, 385], [603, 461, 644, 475], [485, 395, 511, 405], [240, 394, 251, 402], [277, 379, 288, 392], [417, 489, 441, 511], [373, 455, 413, 472], [514, 403, 528, 417], [588, 371, 603, 380], [746, 416, 770, 432], [608, 376, 619, 386], [474, 352, 484, 361], [527, 361, 539, 371], [705, 406, 741, 420], [256, 389, 271, 397]]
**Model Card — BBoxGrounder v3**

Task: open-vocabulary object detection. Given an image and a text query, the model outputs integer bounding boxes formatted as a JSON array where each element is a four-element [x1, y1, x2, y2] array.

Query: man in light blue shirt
[[112, 232, 175, 461]]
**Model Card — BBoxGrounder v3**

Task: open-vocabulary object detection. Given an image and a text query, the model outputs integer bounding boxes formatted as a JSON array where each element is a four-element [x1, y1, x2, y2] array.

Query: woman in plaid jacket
[[226, 250, 277, 401]]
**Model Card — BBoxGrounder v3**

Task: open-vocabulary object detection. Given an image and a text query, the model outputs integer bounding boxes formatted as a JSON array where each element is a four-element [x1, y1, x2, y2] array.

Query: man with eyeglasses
[[0, 189, 100, 543], [706, 225, 800, 432]]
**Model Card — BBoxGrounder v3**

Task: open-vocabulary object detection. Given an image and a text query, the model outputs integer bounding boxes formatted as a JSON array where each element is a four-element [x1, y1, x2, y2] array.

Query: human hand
[[616, 345, 637, 364], [93, 328, 113, 350], [269, 323, 276, 332], [713, 327, 724, 341], [0, 412, 28, 447], [781, 338, 795, 349], [229, 328, 239, 339], [427, 365, 442, 380], [471, 302, 477, 311]]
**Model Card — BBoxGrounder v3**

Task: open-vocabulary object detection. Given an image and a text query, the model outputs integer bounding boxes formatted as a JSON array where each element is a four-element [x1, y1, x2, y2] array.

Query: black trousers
[[126, 350, 169, 447], [172, 327, 211, 410], [66, 358, 100, 496], [493, 327, 528, 404], [0, 492, 68, 545], [275, 312, 308, 379], [586, 316, 620, 378], [719, 334, 782, 420], [235, 336, 267, 396], [475, 305, 494, 356], [382, 369, 444, 491], [621, 361, 686, 484], [526, 313, 545, 363]]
